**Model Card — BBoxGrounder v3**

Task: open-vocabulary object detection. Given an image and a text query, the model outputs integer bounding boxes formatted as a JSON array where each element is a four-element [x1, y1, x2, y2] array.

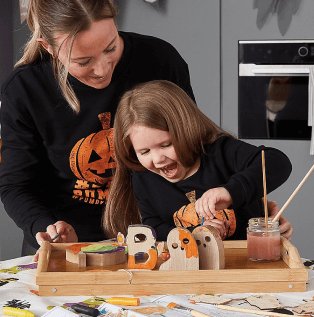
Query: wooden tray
[[36, 238, 308, 296]]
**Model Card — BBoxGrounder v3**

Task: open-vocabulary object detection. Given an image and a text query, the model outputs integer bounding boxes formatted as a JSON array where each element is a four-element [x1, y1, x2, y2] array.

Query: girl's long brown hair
[[104, 80, 230, 238], [16, 0, 117, 113]]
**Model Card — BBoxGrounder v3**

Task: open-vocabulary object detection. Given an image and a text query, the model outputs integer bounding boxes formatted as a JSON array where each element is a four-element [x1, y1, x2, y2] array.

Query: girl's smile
[[129, 125, 200, 183]]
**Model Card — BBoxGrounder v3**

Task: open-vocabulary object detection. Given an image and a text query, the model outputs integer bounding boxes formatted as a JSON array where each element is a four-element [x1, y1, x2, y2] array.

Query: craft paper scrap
[[189, 294, 232, 305], [0, 263, 37, 274], [41, 306, 77, 317], [246, 294, 281, 309]]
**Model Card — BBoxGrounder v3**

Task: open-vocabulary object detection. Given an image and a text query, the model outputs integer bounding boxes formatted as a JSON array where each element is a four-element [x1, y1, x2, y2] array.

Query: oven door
[[239, 63, 312, 140]]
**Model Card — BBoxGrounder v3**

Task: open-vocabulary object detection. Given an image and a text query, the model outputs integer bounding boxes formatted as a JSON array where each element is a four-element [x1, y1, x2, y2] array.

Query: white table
[[1, 255, 314, 317]]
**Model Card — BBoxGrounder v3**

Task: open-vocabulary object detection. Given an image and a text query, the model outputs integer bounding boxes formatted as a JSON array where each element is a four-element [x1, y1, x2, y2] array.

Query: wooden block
[[66, 250, 86, 267], [159, 227, 199, 271], [126, 224, 157, 270], [86, 249, 126, 266], [66, 245, 126, 267], [192, 225, 225, 270]]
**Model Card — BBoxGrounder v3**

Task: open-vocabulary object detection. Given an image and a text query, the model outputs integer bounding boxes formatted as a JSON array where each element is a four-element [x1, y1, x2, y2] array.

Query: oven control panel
[[239, 41, 314, 64]]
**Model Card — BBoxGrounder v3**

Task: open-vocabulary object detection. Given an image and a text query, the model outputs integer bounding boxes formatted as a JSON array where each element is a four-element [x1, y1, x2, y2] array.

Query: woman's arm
[[0, 94, 57, 248]]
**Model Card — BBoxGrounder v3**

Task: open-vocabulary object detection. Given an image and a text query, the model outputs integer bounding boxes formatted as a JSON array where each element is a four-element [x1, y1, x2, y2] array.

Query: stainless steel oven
[[238, 40, 314, 146]]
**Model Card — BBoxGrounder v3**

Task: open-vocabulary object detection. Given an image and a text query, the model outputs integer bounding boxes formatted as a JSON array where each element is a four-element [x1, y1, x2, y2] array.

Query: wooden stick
[[261, 150, 268, 228], [272, 162, 314, 223], [215, 304, 300, 317]]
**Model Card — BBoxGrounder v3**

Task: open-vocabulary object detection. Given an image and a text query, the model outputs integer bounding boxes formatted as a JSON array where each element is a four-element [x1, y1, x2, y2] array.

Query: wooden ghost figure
[[159, 227, 199, 271], [192, 225, 225, 270], [126, 224, 158, 270]]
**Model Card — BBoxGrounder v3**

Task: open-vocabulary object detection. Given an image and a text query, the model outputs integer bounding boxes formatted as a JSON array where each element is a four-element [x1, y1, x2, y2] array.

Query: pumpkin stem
[[98, 112, 111, 130]]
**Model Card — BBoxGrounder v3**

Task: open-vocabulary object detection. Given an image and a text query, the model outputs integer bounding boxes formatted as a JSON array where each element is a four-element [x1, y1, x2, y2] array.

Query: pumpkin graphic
[[69, 112, 116, 185]]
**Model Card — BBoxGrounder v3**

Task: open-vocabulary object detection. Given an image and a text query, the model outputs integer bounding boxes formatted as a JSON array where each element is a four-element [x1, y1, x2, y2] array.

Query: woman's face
[[129, 125, 200, 183], [53, 19, 123, 89]]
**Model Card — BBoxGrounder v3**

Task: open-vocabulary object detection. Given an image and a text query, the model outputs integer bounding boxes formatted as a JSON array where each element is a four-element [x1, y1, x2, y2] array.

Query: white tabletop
[[0, 255, 314, 317]]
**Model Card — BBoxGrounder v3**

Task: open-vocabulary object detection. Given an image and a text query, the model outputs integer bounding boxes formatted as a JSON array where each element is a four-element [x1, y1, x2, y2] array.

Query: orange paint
[[178, 228, 198, 258], [128, 249, 157, 270], [67, 243, 91, 254]]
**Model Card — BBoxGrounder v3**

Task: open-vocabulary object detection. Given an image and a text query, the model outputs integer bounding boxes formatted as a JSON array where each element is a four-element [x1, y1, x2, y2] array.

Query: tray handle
[[37, 241, 52, 273], [280, 237, 304, 268]]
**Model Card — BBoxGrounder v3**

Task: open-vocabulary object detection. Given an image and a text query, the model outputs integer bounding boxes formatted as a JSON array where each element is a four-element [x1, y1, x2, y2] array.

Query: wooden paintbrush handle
[[191, 309, 212, 317]]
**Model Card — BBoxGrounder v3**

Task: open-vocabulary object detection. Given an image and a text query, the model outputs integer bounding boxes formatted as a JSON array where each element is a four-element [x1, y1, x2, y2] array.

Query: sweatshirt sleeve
[[221, 137, 292, 210], [0, 92, 57, 248]]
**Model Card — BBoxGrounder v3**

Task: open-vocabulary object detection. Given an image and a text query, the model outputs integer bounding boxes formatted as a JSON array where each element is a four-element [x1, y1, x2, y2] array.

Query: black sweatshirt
[[0, 32, 194, 248], [132, 137, 292, 241]]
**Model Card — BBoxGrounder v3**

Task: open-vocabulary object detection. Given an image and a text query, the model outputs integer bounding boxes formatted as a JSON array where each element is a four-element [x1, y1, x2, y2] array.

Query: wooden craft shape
[[192, 225, 225, 270], [126, 224, 157, 270], [66, 250, 87, 267], [159, 227, 199, 271], [65, 244, 127, 267]]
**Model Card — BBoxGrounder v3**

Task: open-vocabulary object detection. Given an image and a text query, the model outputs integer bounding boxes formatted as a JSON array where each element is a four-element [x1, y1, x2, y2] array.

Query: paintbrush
[[167, 302, 212, 317], [51, 233, 60, 241]]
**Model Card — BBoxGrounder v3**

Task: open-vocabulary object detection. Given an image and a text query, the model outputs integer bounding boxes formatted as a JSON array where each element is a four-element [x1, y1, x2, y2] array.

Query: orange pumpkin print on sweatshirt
[[69, 112, 116, 205]]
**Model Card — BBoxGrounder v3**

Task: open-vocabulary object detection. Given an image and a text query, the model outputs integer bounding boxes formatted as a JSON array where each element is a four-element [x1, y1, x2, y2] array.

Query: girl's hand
[[195, 187, 232, 220], [268, 200, 293, 239], [203, 218, 229, 240], [34, 221, 78, 261]]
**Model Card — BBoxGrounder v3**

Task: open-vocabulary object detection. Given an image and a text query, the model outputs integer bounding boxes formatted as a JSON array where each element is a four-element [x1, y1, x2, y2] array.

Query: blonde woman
[[0, 0, 194, 255]]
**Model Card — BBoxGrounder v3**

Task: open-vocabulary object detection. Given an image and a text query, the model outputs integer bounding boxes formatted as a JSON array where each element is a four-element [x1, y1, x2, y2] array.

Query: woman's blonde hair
[[16, 0, 117, 113], [104, 80, 229, 237]]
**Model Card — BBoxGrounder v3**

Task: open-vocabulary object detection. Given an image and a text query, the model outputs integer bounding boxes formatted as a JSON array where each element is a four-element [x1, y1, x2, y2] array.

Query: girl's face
[[47, 19, 123, 89], [129, 125, 200, 183]]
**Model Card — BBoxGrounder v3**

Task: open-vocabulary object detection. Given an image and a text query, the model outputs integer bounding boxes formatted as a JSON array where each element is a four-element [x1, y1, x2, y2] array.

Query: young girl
[[104, 80, 293, 241]]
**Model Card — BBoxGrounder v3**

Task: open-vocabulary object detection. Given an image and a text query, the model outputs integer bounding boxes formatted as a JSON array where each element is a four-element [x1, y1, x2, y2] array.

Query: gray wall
[[1, 0, 313, 259], [116, 0, 220, 123], [0, 0, 23, 261], [0, 0, 25, 260]]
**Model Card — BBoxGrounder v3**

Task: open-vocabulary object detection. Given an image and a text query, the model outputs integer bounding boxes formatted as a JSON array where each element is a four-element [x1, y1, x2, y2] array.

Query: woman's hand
[[268, 201, 293, 239], [35, 221, 78, 244], [34, 221, 78, 261], [195, 187, 232, 220], [203, 218, 229, 240]]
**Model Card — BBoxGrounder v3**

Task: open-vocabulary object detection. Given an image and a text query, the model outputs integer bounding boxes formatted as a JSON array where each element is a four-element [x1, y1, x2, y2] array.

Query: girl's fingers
[[196, 198, 215, 219], [203, 219, 227, 239]]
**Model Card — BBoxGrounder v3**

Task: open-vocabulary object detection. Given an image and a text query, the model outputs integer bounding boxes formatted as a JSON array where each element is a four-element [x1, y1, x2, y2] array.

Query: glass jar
[[247, 217, 281, 261]]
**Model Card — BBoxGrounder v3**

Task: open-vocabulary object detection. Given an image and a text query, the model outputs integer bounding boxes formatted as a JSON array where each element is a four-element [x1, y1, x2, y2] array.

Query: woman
[[104, 80, 293, 241], [0, 0, 194, 255]]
